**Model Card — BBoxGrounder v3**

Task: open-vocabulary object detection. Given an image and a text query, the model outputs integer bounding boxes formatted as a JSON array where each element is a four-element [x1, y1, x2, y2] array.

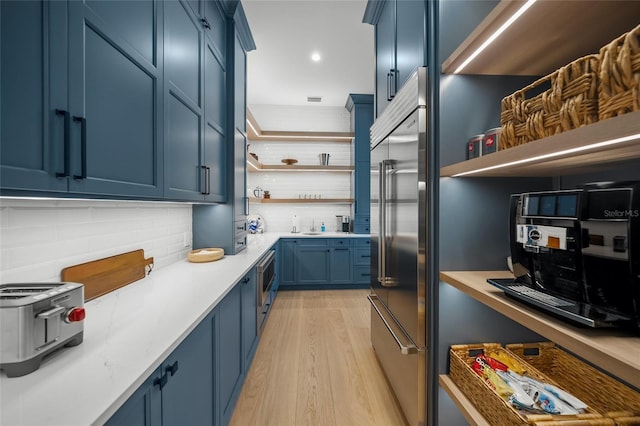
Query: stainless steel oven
[[257, 249, 276, 334]]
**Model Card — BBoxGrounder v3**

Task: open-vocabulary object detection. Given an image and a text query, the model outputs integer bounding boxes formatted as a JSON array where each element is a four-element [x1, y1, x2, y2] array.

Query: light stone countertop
[[0, 232, 369, 426]]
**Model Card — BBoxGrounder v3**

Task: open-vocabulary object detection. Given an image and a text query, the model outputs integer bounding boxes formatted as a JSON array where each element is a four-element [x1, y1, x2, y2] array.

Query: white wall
[[249, 104, 351, 132], [0, 199, 192, 284], [247, 140, 354, 233]]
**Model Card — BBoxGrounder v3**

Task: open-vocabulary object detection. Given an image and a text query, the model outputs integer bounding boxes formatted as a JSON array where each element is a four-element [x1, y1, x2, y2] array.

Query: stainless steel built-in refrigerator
[[369, 67, 429, 426]]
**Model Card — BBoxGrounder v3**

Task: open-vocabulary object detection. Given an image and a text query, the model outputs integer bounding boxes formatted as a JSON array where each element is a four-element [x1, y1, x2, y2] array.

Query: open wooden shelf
[[246, 153, 353, 173], [246, 109, 353, 143], [439, 270, 640, 388], [440, 111, 640, 177], [442, 0, 640, 75], [249, 197, 353, 204], [439, 375, 490, 426]]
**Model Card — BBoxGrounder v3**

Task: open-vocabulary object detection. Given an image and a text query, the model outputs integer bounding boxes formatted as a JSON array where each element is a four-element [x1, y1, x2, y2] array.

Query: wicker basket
[[598, 23, 640, 120], [449, 343, 612, 425], [506, 342, 640, 425], [500, 55, 599, 150]]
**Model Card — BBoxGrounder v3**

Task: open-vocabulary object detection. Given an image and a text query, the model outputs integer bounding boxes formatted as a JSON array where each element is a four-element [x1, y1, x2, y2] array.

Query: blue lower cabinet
[[108, 267, 262, 426], [297, 245, 331, 285], [240, 270, 258, 372], [279, 238, 371, 289], [106, 313, 214, 426], [279, 239, 297, 286], [330, 244, 353, 284], [161, 316, 215, 426], [217, 284, 243, 426], [106, 367, 162, 426]]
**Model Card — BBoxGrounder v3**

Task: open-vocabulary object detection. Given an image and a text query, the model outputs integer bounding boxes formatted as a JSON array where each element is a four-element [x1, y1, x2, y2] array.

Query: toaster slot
[[34, 306, 65, 348]]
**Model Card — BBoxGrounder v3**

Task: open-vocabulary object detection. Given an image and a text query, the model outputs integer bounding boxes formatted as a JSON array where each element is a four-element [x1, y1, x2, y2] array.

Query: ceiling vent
[[307, 96, 322, 103]]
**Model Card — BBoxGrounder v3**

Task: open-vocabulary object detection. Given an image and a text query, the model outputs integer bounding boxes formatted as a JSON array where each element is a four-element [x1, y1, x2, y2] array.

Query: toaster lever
[[36, 306, 65, 347], [37, 306, 65, 319]]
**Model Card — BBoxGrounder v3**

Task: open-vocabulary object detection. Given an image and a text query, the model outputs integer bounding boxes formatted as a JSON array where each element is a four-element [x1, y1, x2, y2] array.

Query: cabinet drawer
[[329, 238, 352, 247], [354, 238, 371, 247], [354, 265, 371, 284], [297, 238, 327, 247], [234, 220, 247, 234], [234, 234, 247, 252], [354, 223, 370, 234], [355, 248, 372, 265]]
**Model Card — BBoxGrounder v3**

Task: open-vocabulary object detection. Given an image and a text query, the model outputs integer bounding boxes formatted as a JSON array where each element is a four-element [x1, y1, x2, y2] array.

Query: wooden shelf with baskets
[[439, 270, 640, 389], [440, 110, 640, 177], [439, 375, 491, 426], [441, 1, 640, 76]]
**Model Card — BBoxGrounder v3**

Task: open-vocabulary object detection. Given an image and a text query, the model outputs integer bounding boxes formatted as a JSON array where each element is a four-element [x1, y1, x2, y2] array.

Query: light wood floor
[[230, 289, 407, 426]]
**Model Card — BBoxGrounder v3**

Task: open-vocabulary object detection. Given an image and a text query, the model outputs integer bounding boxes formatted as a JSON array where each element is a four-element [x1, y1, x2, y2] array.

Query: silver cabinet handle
[[368, 294, 418, 355]]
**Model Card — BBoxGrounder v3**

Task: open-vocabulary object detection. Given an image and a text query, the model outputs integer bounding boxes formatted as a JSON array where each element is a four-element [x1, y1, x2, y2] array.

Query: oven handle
[[257, 249, 275, 272]]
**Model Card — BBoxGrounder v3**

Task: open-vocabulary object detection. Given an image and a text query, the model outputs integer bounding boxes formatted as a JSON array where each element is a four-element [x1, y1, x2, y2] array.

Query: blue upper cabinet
[[1, 0, 164, 198], [67, 0, 164, 197], [0, 1, 68, 193], [364, 0, 426, 117], [2, 0, 235, 203], [164, 0, 226, 202]]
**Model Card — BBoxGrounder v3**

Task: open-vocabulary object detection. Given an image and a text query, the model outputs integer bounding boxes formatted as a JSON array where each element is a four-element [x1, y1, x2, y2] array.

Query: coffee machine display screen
[[524, 194, 578, 218]]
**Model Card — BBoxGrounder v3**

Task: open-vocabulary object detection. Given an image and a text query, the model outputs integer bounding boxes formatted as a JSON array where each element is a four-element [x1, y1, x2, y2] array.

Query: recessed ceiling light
[[311, 52, 321, 62]]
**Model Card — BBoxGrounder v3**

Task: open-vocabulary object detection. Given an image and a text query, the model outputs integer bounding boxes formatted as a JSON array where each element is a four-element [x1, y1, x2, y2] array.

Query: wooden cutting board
[[61, 249, 154, 301]]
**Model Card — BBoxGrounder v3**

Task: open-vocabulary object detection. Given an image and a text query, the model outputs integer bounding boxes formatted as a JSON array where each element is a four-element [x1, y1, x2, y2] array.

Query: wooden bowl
[[187, 247, 224, 263], [281, 158, 298, 165]]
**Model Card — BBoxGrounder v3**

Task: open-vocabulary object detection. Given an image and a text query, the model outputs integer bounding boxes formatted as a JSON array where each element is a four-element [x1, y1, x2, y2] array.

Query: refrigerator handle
[[378, 161, 386, 285], [379, 160, 396, 287], [368, 294, 418, 355]]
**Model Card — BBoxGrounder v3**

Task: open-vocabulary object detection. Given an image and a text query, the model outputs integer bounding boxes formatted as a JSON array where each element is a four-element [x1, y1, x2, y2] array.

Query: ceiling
[[241, 0, 375, 108]]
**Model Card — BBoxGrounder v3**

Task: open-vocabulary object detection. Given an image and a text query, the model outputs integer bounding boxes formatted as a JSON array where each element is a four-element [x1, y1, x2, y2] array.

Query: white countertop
[[0, 232, 369, 426]]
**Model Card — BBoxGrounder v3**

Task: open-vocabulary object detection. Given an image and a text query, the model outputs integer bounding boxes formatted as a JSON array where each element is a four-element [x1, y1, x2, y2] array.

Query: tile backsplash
[[247, 140, 354, 232], [0, 198, 192, 284]]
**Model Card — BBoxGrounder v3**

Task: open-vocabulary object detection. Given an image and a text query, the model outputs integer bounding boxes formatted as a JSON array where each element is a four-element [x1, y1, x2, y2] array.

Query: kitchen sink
[[301, 232, 322, 235]]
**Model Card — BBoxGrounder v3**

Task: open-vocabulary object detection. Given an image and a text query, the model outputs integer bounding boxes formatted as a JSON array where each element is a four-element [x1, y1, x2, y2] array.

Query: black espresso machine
[[489, 181, 640, 330]]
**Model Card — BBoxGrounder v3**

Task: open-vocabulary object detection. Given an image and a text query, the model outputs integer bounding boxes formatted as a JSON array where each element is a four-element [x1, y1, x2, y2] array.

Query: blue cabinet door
[[217, 284, 243, 426], [375, 0, 395, 117], [330, 247, 353, 284], [161, 314, 215, 426], [1, 1, 68, 193], [105, 368, 162, 426], [297, 246, 330, 285], [66, 0, 163, 198], [395, 0, 426, 89], [164, 0, 205, 201], [203, 8, 226, 203], [234, 33, 247, 132], [279, 239, 297, 285], [241, 270, 258, 370]]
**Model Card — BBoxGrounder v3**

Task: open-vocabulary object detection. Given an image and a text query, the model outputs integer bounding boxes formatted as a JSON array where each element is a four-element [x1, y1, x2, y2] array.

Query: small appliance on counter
[[336, 215, 350, 232], [0, 282, 85, 377], [489, 181, 640, 330]]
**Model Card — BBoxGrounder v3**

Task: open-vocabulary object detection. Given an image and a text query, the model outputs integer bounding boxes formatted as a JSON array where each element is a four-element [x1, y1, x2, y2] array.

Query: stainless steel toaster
[[0, 282, 85, 377]]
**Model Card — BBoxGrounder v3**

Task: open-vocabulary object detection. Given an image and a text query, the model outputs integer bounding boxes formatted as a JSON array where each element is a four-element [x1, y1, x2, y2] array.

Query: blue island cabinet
[[1, 0, 164, 198]]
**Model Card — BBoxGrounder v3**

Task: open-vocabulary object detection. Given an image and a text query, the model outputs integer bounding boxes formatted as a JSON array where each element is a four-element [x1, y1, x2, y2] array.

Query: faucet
[[292, 225, 298, 233], [310, 219, 316, 232]]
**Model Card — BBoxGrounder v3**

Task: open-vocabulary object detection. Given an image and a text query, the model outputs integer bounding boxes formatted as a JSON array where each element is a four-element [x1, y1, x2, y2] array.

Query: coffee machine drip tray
[[487, 278, 634, 328]]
